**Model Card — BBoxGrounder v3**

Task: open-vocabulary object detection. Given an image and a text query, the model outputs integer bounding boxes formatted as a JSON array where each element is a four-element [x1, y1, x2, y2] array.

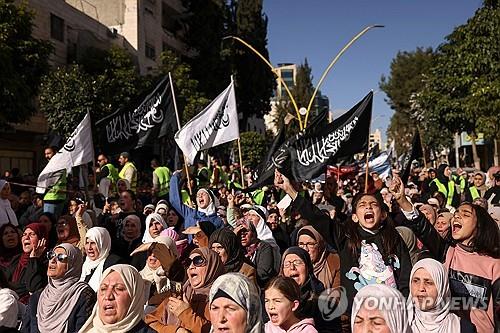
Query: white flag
[[175, 80, 239, 163], [37, 112, 94, 192]]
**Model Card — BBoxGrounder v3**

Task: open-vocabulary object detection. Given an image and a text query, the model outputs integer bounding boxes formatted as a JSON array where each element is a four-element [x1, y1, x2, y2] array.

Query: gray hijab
[[37, 243, 90, 333], [209, 273, 263, 333]]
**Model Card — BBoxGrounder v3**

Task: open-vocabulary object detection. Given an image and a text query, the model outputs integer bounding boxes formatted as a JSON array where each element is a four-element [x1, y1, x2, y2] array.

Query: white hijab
[[79, 264, 148, 333], [80, 227, 112, 291], [197, 188, 218, 215], [209, 273, 263, 333], [409, 258, 461, 333], [0, 180, 18, 227], [142, 213, 167, 243], [351, 284, 411, 333]]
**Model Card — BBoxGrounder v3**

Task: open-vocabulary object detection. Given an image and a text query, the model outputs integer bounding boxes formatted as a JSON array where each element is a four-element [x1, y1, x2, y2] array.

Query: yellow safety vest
[[118, 162, 137, 193], [431, 178, 455, 206]]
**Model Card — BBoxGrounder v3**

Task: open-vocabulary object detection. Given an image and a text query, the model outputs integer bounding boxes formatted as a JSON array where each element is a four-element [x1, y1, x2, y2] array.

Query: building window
[[50, 14, 65, 42], [145, 43, 156, 60]]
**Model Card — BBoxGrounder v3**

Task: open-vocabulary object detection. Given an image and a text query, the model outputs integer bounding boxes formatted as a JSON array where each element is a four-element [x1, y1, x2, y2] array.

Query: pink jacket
[[265, 318, 318, 333]]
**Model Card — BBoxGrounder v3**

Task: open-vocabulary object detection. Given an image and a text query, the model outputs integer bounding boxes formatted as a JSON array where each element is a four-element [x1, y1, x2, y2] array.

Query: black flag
[[245, 109, 328, 192], [96, 76, 175, 154], [284, 91, 373, 182], [401, 130, 422, 183]]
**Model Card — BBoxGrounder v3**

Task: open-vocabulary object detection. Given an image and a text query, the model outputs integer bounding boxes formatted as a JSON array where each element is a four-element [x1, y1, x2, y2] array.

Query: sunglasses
[[47, 251, 68, 263], [183, 255, 207, 268]]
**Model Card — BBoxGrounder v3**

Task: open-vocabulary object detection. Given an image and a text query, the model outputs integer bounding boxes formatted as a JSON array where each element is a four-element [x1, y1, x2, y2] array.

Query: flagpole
[[169, 72, 193, 196], [417, 127, 427, 168], [237, 138, 245, 189]]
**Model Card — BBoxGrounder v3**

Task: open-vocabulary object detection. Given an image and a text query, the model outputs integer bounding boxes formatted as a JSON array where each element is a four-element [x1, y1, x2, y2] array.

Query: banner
[[96, 76, 175, 154], [175, 80, 239, 164], [37, 112, 94, 192], [401, 130, 422, 182], [285, 91, 373, 182], [245, 109, 328, 192]]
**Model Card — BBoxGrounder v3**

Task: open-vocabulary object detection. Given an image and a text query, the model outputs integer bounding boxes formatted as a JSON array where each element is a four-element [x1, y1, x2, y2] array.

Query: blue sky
[[263, 0, 483, 144]]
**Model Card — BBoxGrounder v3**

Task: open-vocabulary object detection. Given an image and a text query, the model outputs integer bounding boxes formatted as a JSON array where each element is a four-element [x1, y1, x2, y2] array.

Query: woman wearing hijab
[[21, 243, 96, 333], [0, 180, 18, 227], [209, 227, 256, 284], [80, 227, 123, 292], [7, 223, 48, 304], [236, 219, 277, 288], [39, 212, 59, 249], [56, 215, 87, 252], [409, 258, 477, 333], [142, 213, 168, 243], [169, 171, 223, 232], [136, 236, 180, 297], [296, 225, 340, 290], [79, 264, 156, 333], [351, 284, 411, 333], [145, 247, 225, 333], [280, 247, 341, 333], [209, 273, 263, 333], [0, 223, 22, 268]]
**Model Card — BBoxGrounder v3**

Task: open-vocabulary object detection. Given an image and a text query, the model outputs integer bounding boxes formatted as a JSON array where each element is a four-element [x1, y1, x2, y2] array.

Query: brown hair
[[265, 276, 301, 302]]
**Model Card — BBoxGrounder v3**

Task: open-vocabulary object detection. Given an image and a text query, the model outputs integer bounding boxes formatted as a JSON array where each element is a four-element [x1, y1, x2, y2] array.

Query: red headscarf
[[12, 223, 48, 283]]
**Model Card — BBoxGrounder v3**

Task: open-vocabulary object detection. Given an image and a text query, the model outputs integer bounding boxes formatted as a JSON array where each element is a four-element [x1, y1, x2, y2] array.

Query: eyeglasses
[[283, 259, 304, 268], [183, 255, 207, 268], [298, 242, 318, 249], [56, 222, 68, 227], [47, 251, 68, 263]]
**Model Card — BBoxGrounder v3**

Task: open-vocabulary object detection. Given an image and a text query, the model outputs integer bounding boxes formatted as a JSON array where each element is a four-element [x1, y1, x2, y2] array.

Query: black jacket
[[292, 196, 411, 313], [3, 256, 47, 304], [21, 286, 95, 333]]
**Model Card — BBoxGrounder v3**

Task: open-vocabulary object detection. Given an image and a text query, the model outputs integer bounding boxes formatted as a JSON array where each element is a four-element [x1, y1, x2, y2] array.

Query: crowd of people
[[0, 147, 499, 333]]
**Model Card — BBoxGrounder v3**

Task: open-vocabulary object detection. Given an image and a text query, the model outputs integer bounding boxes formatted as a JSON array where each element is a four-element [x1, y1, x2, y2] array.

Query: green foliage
[[232, 0, 275, 122], [235, 131, 267, 168], [379, 48, 437, 153], [293, 58, 314, 109], [181, 0, 229, 98], [39, 65, 97, 137], [0, 0, 52, 127], [417, 2, 500, 141], [182, 0, 274, 124], [39, 46, 143, 138], [157, 49, 209, 124]]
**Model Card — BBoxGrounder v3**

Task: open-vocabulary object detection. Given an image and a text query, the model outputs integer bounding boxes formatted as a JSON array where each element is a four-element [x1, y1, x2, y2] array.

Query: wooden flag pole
[[364, 148, 370, 193], [169, 72, 193, 195], [237, 138, 245, 189]]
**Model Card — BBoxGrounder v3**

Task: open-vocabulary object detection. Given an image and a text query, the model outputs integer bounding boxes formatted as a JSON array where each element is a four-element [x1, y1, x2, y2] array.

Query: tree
[[157, 49, 209, 124], [39, 46, 144, 138], [273, 59, 315, 135], [39, 65, 97, 138], [181, 0, 229, 98], [230, 0, 275, 125], [0, 0, 52, 128], [417, 1, 500, 167], [379, 48, 437, 154], [235, 131, 267, 168]]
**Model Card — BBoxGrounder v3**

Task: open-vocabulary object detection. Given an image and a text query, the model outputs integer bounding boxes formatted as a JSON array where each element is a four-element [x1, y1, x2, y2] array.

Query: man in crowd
[[118, 152, 137, 193], [96, 154, 119, 198], [151, 158, 171, 203]]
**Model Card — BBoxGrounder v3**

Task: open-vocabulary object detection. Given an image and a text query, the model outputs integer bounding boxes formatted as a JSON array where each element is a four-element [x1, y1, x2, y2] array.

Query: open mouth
[[268, 312, 279, 322], [364, 212, 375, 223], [452, 222, 462, 233], [48, 264, 57, 270], [103, 303, 116, 314]]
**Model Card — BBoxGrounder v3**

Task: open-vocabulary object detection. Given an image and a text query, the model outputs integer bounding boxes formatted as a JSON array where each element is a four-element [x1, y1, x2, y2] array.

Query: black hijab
[[209, 227, 253, 273]]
